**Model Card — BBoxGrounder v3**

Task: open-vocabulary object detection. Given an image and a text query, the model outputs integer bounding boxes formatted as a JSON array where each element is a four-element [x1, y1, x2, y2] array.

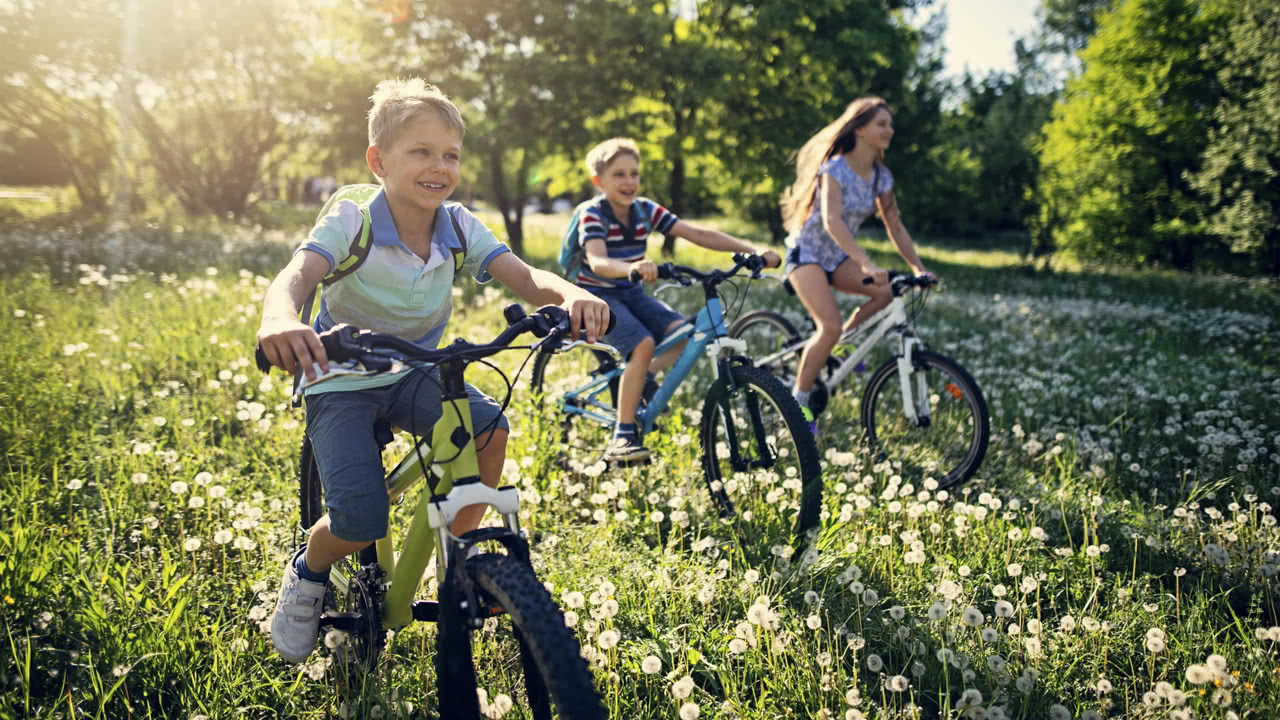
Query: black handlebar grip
[[606, 310, 616, 335], [254, 345, 272, 373], [657, 263, 674, 280], [862, 276, 875, 285]]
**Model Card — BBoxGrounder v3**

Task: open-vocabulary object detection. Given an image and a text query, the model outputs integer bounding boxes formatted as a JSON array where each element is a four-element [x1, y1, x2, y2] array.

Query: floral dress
[[785, 156, 894, 275]]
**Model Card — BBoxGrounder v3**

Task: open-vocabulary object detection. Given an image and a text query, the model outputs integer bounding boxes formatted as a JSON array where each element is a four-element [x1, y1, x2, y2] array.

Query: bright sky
[[921, 0, 1042, 78]]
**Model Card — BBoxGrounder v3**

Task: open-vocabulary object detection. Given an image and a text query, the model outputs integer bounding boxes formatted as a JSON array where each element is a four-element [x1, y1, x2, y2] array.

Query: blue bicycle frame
[[559, 296, 732, 435]]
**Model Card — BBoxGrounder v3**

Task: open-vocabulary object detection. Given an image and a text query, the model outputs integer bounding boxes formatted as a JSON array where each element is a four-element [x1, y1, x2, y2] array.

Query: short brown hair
[[367, 78, 465, 149], [585, 137, 641, 177]]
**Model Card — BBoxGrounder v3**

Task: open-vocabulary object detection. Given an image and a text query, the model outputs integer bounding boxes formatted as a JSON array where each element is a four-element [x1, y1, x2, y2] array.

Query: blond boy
[[257, 79, 609, 663]]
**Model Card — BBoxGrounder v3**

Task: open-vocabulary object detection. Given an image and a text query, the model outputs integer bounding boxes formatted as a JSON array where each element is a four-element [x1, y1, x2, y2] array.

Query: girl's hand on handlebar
[[565, 293, 611, 343], [862, 264, 889, 286], [256, 319, 328, 379], [629, 259, 659, 284], [758, 249, 782, 269]]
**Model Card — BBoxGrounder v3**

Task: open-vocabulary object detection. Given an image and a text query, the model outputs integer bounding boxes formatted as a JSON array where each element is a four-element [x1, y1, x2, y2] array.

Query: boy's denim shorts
[[587, 285, 685, 361], [303, 368, 508, 543]]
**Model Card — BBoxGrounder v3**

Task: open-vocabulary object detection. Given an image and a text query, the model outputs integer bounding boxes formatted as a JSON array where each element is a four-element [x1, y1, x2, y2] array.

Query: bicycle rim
[[699, 364, 823, 550], [861, 350, 990, 489], [463, 554, 606, 720]]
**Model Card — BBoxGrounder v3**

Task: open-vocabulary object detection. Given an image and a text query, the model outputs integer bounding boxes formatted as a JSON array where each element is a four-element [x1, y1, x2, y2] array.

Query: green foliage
[[1186, 0, 1280, 275], [1033, 0, 1228, 269]]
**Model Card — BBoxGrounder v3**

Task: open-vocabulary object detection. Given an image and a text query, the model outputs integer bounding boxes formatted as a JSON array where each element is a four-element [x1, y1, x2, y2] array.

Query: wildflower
[[886, 675, 908, 692], [1096, 678, 1112, 694], [1047, 705, 1070, 720], [806, 615, 822, 630], [213, 529, 233, 545], [728, 638, 747, 654], [961, 607, 985, 627], [865, 654, 883, 672], [672, 675, 695, 700], [183, 538, 201, 552], [131, 472, 149, 485], [563, 591, 585, 609], [66, 479, 84, 490], [597, 629, 619, 650], [562, 611, 577, 628], [641, 656, 661, 674], [994, 600, 1014, 618], [1186, 664, 1212, 684], [1145, 628, 1166, 653]]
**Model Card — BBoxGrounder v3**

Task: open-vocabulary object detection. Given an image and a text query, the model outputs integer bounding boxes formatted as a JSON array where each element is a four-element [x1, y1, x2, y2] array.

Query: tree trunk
[[488, 146, 524, 256]]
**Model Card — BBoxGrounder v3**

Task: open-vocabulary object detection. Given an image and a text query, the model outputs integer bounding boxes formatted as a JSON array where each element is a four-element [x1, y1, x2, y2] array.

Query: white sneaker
[[271, 551, 327, 663]]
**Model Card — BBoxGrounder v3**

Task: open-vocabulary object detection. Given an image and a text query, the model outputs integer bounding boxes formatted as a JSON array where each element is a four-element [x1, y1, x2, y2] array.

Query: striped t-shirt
[[574, 197, 679, 289]]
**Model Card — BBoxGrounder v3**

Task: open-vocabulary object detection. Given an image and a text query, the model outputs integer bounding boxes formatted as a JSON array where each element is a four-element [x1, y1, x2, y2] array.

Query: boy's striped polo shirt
[[576, 196, 679, 290]]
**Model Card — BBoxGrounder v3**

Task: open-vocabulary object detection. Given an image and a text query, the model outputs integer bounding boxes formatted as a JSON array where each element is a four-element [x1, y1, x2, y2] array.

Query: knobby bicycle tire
[[299, 435, 325, 531], [461, 553, 606, 720], [699, 363, 823, 546], [860, 349, 990, 489]]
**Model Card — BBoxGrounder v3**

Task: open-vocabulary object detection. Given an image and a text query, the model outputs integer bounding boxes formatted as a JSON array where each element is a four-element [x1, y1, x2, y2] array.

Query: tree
[[0, 0, 122, 212], [1040, 0, 1115, 53], [1187, 0, 1280, 274], [1032, 0, 1227, 269], [392, 0, 637, 254]]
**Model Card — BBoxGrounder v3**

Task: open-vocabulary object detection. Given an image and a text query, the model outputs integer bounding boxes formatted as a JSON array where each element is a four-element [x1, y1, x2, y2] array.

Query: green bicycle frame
[[375, 388, 479, 628]]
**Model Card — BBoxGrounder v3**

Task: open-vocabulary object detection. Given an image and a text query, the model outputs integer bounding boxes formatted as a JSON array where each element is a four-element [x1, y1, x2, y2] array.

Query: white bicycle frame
[[755, 291, 931, 425]]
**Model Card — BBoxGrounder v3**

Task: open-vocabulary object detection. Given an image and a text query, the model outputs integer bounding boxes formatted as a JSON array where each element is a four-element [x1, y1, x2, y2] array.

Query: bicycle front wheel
[[861, 350, 990, 489], [700, 364, 823, 546], [459, 553, 606, 720], [729, 309, 839, 415], [530, 347, 618, 473]]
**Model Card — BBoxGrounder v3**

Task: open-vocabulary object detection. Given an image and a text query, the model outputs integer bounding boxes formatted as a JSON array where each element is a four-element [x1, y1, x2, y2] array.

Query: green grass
[[1, 215, 1278, 719]]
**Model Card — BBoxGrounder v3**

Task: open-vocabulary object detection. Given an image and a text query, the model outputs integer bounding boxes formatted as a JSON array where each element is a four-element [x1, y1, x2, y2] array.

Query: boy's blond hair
[[585, 137, 641, 177], [367, 78, 465, 149]]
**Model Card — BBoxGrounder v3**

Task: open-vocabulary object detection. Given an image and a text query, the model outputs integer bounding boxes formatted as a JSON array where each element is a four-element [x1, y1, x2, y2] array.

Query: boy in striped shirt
[[572, 137, 780, 462]]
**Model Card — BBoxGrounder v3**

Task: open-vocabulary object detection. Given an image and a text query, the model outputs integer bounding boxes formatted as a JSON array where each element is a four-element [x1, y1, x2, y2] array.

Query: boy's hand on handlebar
[[565, 294, 611, 343], [629, 259, 659, 284], [257, 320, 328, 380]]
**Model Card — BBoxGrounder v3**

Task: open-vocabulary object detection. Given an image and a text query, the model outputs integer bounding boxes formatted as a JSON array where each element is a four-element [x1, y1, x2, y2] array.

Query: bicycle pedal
[[606, 455, 652, 469]]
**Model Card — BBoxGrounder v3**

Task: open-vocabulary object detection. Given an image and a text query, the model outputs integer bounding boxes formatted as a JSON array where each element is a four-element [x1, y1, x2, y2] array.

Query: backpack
[[558, 197, 649, 283], [298, 183, 469, 326]]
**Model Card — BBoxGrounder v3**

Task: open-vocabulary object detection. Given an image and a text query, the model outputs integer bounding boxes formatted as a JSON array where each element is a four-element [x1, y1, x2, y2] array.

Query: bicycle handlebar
[[861, 270, 938, 294], [628, 252, 770, 286], [255, 305, 615, 374]]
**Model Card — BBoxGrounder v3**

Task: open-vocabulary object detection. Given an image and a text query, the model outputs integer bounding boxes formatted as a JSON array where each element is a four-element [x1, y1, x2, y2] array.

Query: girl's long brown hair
[[780, 97, 890, 235]]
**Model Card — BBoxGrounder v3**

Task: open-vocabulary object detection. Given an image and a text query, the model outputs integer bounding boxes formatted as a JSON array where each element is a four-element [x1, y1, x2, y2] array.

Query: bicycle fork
[[716, 357, 777, 473], [896, 337, 931, 428]]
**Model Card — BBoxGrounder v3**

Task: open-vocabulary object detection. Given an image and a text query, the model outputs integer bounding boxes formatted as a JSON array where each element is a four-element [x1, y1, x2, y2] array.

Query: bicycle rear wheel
[[446, 553, 605, 720], [861, 350, 990, 489], [530, 347, 618, 473], [699, 363, 823, 547]]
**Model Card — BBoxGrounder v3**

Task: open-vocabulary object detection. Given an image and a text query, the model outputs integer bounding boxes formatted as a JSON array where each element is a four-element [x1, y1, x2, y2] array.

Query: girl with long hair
[[779, 97, 933, 431]]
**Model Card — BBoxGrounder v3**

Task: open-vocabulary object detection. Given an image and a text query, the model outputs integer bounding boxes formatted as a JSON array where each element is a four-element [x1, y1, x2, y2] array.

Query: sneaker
[[800, 405, 820, 439], [604, 434, 650, 463], [271, 548, 327, 663]]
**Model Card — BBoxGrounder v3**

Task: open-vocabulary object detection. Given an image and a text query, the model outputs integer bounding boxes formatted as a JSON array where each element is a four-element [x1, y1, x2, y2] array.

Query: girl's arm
[[875, 190, 929, 275], [821, 177, 886, 282], [257, 250, 331, 378], [485, 252, 611, 342], [669, 221, 780, 266]]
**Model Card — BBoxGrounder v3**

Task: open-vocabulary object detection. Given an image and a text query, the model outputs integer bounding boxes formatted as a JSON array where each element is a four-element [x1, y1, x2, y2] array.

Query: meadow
[[1, 209, 1278, 719]]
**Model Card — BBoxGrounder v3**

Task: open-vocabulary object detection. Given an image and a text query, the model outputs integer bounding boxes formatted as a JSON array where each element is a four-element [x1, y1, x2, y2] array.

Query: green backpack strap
[[298, 204, 374, 327], [446, 204, 468, 278]]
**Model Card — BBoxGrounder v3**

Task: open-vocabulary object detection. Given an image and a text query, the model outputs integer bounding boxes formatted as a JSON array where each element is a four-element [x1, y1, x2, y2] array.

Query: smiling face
[[854, 108, 895, 152], [367, 110, 461, 219], [593, 152, 641, 213]]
